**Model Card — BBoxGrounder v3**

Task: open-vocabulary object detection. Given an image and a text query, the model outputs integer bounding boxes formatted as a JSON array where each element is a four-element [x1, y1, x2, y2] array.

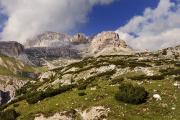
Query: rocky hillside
[[157, 45, 180, 58], [25, 47, 81, 66], [0, 41, 24, 57], [90, 31, 133, 56], [0, 48, 179, 120], [0, 54, 45, 106]]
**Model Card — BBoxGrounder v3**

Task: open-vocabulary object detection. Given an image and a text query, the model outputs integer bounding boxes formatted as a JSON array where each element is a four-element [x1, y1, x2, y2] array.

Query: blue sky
[[79, 0, 159, 35]]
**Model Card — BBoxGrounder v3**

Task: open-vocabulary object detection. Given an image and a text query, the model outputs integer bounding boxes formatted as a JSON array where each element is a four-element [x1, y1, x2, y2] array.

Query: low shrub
[[26, 91, 44, 104], [110, 77, 124, 85], [174, 63, 180, 67], [127, 61, 151, 68], [115, 83, 148, 104], [174, 76, 180, 81], [0, 109, 19, 120], [126, 73, 147, 80], [26, 85, 74, 104], [147, 75, 164, 80], [160, 68, 180, 76], [78, 92, 87, 96]]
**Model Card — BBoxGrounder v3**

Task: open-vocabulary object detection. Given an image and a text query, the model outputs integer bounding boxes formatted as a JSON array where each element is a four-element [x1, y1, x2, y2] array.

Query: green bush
[[77, 84, 87, 90], [147, 75, 164, 80], [127, 74, 146, 80], [160, 68, 180, 76], [115, 83, 148, 104], [0, 109, 19, 120], [26, 85, 74, 104], [174, 63, 180, 67], [127, 73, 164, 81], [110, 77, 124, 85], [174, 76, 180, 81], [26, 91, 44, 104], [78, 92, 87, 96]]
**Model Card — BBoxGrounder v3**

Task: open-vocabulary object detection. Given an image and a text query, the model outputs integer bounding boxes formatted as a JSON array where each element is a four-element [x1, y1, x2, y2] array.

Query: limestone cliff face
[[90, 31, 132, 55], [25, 47, 81, 65], [0, 41, 24, 57], [25, 32, 71, 48], [70, 33, 88, 45], [25, 32, 89, 48]]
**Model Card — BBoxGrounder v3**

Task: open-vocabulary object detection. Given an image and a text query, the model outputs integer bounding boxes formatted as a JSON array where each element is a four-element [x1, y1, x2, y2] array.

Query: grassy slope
[[9, 78, 180, 120], [0, 55, 47, 79], [3, 55, 180, 120]]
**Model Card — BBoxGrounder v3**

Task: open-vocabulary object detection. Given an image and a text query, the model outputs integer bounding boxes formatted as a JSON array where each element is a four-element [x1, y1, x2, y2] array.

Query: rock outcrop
[[25, 32, 89, 48], [90, 31, 133, 56], [25, 32, 71, 48], [0, 75, 27, 105], [23, 32, 89, 65], [157, 45, 180, 58], [34, 106, 110, 120], [25, 47, 81, 65], [70, 33, 88, 45], [0, 41, 24, 57]]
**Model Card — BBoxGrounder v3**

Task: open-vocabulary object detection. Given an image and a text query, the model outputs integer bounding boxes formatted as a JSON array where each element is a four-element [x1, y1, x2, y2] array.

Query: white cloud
[[116, 0, 180, 51], [0, 0, 115, 43]]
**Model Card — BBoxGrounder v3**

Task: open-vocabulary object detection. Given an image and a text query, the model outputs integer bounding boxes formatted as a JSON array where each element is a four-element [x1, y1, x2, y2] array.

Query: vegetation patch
[[0, 109, 19, 120], [115, 83, 149, 104], [26, 85, 75, 104], [174, 76, 180, 81]]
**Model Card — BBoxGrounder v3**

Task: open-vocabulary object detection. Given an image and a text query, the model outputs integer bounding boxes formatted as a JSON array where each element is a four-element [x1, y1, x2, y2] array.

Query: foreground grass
[[6, 78, 180, 120]]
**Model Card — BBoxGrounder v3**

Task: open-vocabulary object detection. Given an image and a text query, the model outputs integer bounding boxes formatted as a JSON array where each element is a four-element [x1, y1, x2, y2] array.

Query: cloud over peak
[[0, 0, 115, 43], [116, 0, 180, 51]]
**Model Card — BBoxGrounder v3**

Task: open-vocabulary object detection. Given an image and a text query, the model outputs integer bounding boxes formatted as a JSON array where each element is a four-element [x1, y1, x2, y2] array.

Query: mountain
[[0, 41, 24, 57], [23, 32, 90, 65], [21, 31, 133, 66], [0, 31, 179, 120], [25, 32, 71, 48], [25, 32, 88, 48], [90, 31, 133, 56]]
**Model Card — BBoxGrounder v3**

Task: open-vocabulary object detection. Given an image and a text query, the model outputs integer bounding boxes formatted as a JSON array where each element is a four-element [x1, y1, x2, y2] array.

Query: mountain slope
[[0, 49, 179, 120], [0, 54, 45, 105]]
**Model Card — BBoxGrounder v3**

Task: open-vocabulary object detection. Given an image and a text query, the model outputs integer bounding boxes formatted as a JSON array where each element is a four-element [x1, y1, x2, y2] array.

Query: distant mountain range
[[0, 31, 135, 66]]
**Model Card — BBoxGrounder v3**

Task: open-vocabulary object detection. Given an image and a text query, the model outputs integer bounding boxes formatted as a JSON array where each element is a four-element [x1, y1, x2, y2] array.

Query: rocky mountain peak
[[25, 31, 71, 48], [70, 33, 88, 45], [90, 31, 130, 55], [0, 41, 24, 57]]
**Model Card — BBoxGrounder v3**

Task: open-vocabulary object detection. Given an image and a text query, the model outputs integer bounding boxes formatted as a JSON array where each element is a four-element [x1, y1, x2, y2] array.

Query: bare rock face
[[34, 106, 110, 120], [23, 32, 89, 65], [157, 45, 180, 58], [25, 47, 81, 65], [25, 32, 71, 48], [0, 41, 24, 57], [25, 32, 89, 48], [0, 75, 27, 105], [90, 31, 132, 55], [71, 33, 88, 45]]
